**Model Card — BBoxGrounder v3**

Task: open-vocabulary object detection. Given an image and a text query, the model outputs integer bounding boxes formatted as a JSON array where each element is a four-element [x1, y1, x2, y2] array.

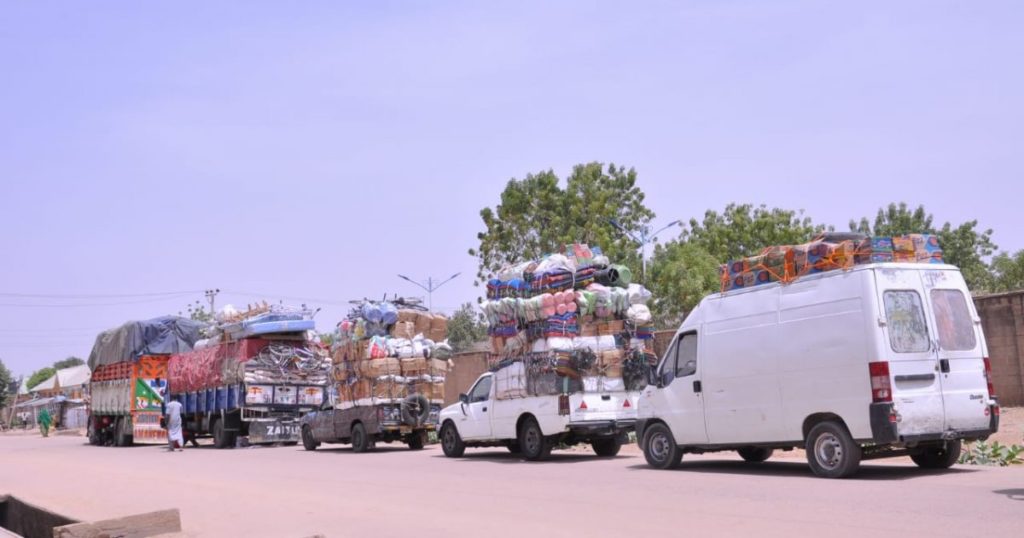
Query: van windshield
[[930, 289, 977, 351], [883, 290, 930, 353]]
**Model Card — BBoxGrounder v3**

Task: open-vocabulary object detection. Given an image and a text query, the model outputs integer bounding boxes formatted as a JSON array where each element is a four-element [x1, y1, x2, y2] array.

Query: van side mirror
[[459, 393, 469, 405]]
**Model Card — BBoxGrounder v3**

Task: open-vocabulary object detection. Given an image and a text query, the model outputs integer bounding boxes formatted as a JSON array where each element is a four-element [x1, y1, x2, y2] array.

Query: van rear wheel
[[642, 423, 682, 470], [911, 440, 961, 469], [806, 421, 861, 479], [737, 447, 774, 463]]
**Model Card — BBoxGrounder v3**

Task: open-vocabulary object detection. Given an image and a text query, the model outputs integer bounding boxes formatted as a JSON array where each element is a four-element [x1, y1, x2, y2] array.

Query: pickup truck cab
[[438, 369, 638, 460], [300, 393, 440, 452]]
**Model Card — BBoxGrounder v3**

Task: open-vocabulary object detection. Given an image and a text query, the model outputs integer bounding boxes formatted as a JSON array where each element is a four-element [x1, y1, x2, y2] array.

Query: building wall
[[444, 352, 491, 405], [975, 291, 1024, 407]]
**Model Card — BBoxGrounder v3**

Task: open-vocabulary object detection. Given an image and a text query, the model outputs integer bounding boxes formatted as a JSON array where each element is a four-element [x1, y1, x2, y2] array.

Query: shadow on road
[[993, 489, 1024, 501], [307, 445, 413, 454], [432, 450, 625, 465], [625, 460, 980, 481]]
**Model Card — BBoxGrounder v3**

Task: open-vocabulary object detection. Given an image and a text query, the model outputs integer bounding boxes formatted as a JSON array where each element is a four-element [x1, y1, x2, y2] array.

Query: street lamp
[[397, 272, 461, 312], [609, 219, 682, 283]]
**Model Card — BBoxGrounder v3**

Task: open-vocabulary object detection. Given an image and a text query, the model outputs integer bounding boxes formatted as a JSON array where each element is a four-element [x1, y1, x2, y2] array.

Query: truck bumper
[[247, 420, 300, 444], [569, 419, 636, 437]]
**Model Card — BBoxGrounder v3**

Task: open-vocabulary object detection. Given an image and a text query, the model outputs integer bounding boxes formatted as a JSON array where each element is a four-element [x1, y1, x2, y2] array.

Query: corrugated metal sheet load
[[481, 243, 658, 398], [330, 299, 452, 410]]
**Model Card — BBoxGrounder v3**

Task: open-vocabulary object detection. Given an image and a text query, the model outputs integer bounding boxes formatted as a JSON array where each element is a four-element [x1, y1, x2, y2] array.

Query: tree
[[446, 303, 488, 352], [52, 357, 84, 370], [646, 242, 721, 327], [26, 367, 56, 391], [990, 250, 1024, 293], [181, 300, 214, 322], [0, 358, 12, 409], [682, 203, 825, 262], [470, 162, 655, 284], [851, 202, 997, 291]]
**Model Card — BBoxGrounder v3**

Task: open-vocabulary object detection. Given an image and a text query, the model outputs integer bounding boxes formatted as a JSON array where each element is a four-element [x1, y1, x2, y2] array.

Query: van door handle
[[939, 359, 950, 373], [482, 407, 488, 412], [693, 381, 702, 393]]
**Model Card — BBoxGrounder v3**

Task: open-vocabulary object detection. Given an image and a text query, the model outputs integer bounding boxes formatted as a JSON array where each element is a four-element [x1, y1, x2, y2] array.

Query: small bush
[[958, 440, 1024, 467]]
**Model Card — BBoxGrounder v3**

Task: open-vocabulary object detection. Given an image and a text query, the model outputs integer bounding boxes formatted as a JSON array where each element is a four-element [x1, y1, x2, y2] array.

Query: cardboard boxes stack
[[721, 233, 945, 292], [482, 243, 658, 398], [331, 301, 451, 409]]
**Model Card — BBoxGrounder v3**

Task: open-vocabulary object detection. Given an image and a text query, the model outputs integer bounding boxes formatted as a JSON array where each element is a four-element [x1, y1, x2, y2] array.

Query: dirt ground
[[2, 415, 1022, 538]]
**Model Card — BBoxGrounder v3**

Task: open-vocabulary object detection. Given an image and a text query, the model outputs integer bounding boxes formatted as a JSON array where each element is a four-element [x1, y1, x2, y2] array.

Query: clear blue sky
[[2, 1, 1021, 377]]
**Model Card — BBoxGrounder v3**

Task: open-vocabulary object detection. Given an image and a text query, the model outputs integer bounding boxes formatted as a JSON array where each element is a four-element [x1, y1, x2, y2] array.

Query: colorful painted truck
[[167, 336, 331, 448], [87, 317, 205, 446]]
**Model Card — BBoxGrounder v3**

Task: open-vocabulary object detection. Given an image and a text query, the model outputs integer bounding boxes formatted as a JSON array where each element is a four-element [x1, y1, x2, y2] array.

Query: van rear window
[[883, 291, 930, 353], [930, 289, 977, 351]]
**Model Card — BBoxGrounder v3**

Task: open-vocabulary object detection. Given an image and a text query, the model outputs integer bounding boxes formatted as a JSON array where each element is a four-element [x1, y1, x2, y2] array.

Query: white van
[[636, 263, 1000, 478]]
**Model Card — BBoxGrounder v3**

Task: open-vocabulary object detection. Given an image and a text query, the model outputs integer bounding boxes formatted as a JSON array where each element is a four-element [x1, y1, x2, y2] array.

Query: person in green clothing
[[37, 407, 52, 437]]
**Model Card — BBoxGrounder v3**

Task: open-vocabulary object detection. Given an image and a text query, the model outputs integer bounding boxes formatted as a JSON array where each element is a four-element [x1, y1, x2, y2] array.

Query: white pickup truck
[[438, 363, 639, 460]]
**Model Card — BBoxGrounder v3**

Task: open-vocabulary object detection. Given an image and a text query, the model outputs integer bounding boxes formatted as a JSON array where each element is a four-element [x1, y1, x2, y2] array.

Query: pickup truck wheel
[[519, 418, 552, 461], [592, 438, 623, 457], [738, 447, 774, 462], [911, 440, 961, 469], [642, 423, 682, 469], [806, 421, 861, 479], [301, 426, 319, 451], [507, 442, 521, 454], [407, 432, 425, 450], [351, 423, 370, 453], [440, 422, 465, 457]]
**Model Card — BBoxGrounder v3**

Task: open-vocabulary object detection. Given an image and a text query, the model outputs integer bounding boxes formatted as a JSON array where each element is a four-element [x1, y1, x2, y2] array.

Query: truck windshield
[[930, 289, 977, 351], [883, 290, 930, 353]]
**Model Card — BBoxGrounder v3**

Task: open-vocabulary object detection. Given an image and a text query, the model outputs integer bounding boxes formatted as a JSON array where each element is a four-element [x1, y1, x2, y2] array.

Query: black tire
[[115, 417, 133, 447], [400, 394, 431, 427], [738, 446, 774, 463], [212, 419, 234, 449], [911, 440, 961, 469], [507, 442, 522, 454], [351, 423, 370, 453], [301, 426, 319, 451], [440, 421, 465, 457], [642, 423, 682, 470], [592, 438, 623, 457], [407, 431, 426, 450], [518, 417, 552, 461], [87, 418, 101, 446], [806, 421, 862, 479]]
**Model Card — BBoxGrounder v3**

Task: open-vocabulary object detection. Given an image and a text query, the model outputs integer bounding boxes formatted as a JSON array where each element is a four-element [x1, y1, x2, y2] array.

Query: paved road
[[1, 434, 1021, 537]]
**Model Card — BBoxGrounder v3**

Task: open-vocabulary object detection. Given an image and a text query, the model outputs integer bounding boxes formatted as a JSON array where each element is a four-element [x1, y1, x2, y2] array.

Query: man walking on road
[[165, 395, 184, 452], [37, 407, 52, 437]]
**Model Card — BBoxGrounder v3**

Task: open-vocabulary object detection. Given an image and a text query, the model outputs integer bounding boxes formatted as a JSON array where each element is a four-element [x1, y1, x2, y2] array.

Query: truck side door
[[458, 375, 494, 441], [644, 332, 708, 445]]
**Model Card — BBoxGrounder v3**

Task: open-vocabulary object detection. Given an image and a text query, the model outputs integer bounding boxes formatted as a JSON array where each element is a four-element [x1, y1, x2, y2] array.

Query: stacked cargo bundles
[[482, 244, 657, 398], [330, 301, 451, 409], [721, 233, 945, 292]]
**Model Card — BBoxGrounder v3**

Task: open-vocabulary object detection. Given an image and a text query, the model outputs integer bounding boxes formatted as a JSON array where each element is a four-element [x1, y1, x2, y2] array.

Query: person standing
[[37, 407, 52, 437], [165, 395, 184, 452]]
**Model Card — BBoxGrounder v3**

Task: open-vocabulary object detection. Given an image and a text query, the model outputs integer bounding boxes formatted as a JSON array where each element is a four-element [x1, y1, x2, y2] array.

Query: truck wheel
[[301, 426, 319, 451], [806, 421, 861, 479], [592, 437, 623, 457], [911, 440, 961, 469], [642, 423, 682, 470], [738, 447, 774, 462], [407, 431, 425, 450], [212, 419, 234, 449], [440, 422, 465, 457], [507, 442, 521, 454], [518, 418, 552, 461], [351, 423, 370, 453], [115, 417, 133, 447], [87, 418, 101, 446]]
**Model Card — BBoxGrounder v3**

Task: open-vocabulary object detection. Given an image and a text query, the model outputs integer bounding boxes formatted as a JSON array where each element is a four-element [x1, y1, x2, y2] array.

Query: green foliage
[[26, 367, 56, 390], [318, 332, 336, 347], [182, 301, 214, 322], [471, 162, 655, 284], [682, 203, 825, 262], [989, 250, 1024, 293], [958, 440, 1024, 466], [0, 358, 12, 408], [53, 357, 85, 370], [850, 202, 997, 291], [446, 303, 488, 352], [646, 242, 721, 327]]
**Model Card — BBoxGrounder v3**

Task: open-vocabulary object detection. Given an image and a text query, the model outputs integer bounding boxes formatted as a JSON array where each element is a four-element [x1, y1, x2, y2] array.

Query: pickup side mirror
[[459, 393, 469, 405]]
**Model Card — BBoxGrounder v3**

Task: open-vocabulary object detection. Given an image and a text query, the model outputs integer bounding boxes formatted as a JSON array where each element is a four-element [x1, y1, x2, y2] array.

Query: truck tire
[[642, 423, 682, 470], [401, 394, 431, 427], [440, 421, 465, 457], [738, 447, 774, 462], [911, 440, 961, 469], [115, 417, 133, 447], [301, 426, 319, 451], [507, 442, 521, 454], [87, 417, 101, 446], [212, 419, 235, 449], [351, 423, 371, 453], [407, 431, 426, 450], [592, 437, 623, 457], [518, 417, 552, 461], [806, 421, 862, 479]]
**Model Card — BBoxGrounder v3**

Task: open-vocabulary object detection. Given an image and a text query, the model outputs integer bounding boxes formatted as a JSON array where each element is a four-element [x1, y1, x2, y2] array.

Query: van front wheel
[[911, 440, 961, 469], [642, 423, 682, 470], [806, 421, 861, 479]]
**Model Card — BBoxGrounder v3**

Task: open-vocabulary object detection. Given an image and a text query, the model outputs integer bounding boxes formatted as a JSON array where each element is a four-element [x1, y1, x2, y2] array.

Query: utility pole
[[397, 273, 461, 312], [204, 288, 220, 315], [609, 219, 682, 283]]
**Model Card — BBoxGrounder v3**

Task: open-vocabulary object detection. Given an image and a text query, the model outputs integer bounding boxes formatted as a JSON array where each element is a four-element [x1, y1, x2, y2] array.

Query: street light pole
[[397, 273, 461, 312], [609, 219, 682, 283]]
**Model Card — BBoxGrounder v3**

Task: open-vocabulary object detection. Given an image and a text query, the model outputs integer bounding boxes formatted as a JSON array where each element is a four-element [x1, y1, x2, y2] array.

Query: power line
[[0, 294, 197, 308], [0, 290, 203, 299]]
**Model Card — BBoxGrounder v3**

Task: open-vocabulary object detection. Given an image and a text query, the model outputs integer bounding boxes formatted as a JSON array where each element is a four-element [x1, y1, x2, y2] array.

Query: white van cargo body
[[636, 263, 999, 478]]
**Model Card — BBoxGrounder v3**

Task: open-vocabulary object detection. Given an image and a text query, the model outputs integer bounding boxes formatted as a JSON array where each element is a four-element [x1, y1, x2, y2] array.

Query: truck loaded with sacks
[[300, 299, 449, 452], [439, 244, 655, 460]]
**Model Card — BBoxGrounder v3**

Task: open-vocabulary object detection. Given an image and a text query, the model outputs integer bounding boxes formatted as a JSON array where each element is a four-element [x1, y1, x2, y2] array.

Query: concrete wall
[[444, 352, 490, 405], [975, 291, 1024, 407]]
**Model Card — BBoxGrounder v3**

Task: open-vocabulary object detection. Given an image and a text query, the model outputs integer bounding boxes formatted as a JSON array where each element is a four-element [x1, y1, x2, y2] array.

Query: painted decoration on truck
[[247, 385, 273, 405], [135, 378, 165, 411], [298, 386, 324, 406], [274, 386, 297, 405]]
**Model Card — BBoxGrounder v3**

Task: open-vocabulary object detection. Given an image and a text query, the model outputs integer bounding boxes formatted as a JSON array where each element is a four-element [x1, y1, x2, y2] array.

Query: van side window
[[469, 377, 492, 403], [883, 290, 930, 353], [675, 333, 698, 377], [930, 289, 977, 351]]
